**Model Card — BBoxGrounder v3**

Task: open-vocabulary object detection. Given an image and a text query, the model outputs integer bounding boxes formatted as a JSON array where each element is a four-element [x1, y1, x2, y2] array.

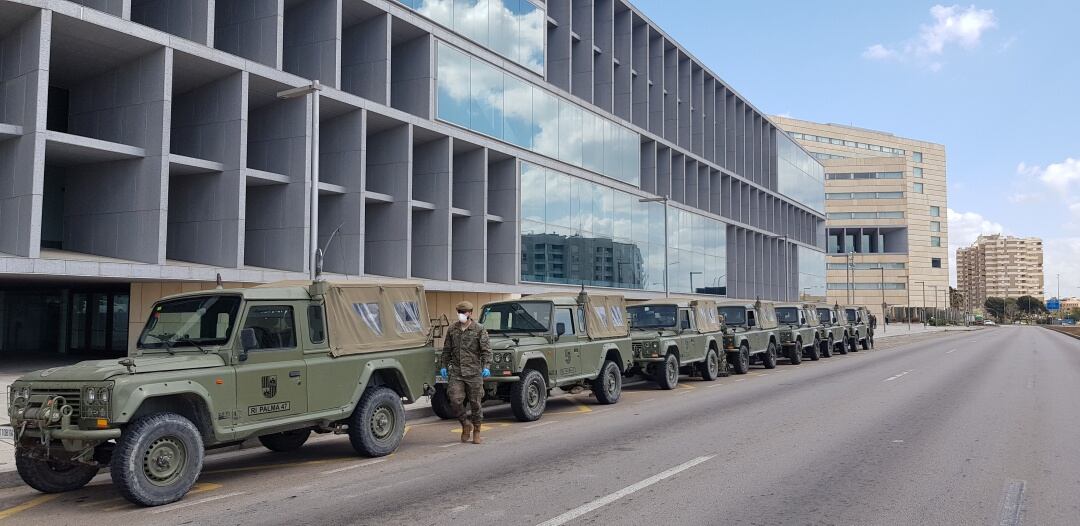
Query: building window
[[913, 183, 924, 194], [913, 167, 923, 178], [913, 151, 923, 162], [932, 258, 942, 268], [931, 236, 941, 247], [930, 221, 941, 232], [930, 206, 940, 217]]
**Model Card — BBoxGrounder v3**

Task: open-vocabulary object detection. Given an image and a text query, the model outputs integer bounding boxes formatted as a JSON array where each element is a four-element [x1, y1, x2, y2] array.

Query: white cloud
[[862, 4, 997, 69], [947, 208, 1007, 285], [1016, 158, 1080, 229], [1044, 238, 1080, 300]]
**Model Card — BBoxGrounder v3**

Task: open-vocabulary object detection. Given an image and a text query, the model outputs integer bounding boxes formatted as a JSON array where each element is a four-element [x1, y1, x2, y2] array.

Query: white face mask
[[458, 313, 469, 323]]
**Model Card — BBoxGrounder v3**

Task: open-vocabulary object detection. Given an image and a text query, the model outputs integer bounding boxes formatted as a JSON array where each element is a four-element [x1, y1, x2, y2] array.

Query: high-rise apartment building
[[956, 234, 1044, 312], [0, 0, 825, 361], [772, 117, 949, 318]]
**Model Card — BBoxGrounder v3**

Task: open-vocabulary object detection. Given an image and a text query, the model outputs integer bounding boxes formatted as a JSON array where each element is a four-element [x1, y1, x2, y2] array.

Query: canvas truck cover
[[524, 292, 630, 339], [260, 280, 431, 357]]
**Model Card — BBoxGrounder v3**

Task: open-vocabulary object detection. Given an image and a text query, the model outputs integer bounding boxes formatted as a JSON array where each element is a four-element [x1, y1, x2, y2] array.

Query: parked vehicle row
[[3, 279, 877, 508]]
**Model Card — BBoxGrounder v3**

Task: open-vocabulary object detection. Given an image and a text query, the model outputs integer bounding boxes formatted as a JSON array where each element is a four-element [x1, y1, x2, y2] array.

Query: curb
[[0, 404, 436, 490]]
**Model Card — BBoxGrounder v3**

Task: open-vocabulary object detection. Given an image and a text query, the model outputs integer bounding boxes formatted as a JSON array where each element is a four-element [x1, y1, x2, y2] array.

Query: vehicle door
[[235, 302, 308, 424], [745, 308, 764, 352], [678, 308, 703, 362], [553, 307, 581, 380]]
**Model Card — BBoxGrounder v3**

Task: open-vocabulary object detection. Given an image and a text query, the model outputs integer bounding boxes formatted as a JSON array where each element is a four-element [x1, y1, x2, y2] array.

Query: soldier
[[439, 301, 492, 444]]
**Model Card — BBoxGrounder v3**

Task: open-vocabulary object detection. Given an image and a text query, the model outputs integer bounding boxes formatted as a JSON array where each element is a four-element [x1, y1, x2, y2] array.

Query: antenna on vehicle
[[314, 222, 345, 283], [576, 283, 588, 305], [215, 273, 223, 290]]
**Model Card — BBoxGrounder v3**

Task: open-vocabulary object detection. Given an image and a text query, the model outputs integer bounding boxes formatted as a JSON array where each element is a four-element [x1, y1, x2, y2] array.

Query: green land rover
[[626, 298, 727, 389], [4, 280, 439, 507], [717, 300, 781, 374]]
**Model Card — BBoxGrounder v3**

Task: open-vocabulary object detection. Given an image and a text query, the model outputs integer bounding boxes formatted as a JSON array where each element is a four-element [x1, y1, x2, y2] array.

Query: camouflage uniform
[[439, 321, 492, 426]]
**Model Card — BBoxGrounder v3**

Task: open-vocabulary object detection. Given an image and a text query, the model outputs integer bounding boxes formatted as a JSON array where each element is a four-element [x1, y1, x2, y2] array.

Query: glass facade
[[776, 131, 825, 214], [398, 0, 545, 73], [788, 131, 906, 156], [826, 171, 903, 180], [797, 246, 826, 299], [828, 211, 905, 220], [437, 43, 641, 186], [827, 191, 904, 200], [520, 163, 726, 295]]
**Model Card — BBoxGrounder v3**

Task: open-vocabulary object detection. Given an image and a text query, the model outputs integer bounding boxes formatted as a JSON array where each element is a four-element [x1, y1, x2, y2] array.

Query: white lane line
[[998, 479, 1027, 526], [534, 455, 715, 526], [945, 348, 957, 354], [147, 492, 246, 514], [438, 443, 461, 449], [525, 421, 555, 429], [734, 378, 746, 382], [320, 458, 387, 475], [641, 398, 656, 403], [883, 370, 914, 382]]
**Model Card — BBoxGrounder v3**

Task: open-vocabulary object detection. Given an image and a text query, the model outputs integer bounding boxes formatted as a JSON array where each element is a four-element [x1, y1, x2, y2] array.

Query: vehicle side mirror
[[239, 328, 257, 361], [747, 318, 756, 328], [556, 322, 566, 337]]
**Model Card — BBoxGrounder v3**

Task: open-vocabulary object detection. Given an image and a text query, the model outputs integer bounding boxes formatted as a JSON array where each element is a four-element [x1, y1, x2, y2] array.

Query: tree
[[984, 297, 1011, 321], [1066, 307, 1080, 322], [949, 287, 964, 309], [1016, 295, 1048, 316]]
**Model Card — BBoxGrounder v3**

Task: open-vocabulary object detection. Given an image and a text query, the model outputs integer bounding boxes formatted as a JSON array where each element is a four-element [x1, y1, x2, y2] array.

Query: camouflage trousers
[[447, 377, 484, 425]]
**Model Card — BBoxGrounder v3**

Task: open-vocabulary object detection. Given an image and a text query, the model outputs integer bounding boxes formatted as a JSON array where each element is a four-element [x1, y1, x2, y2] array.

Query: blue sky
[[630, 0, 1080, 299]]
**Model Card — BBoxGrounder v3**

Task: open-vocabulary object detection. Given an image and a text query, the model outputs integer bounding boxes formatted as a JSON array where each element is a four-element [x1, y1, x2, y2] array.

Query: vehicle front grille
[[29, 388, 82, 420], [632, 342, 644, 353]]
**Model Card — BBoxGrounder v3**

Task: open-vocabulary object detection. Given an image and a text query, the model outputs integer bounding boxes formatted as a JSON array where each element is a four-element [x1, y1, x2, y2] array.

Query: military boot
[[460, 421, 473, 443], [471, 423, 483, 444]]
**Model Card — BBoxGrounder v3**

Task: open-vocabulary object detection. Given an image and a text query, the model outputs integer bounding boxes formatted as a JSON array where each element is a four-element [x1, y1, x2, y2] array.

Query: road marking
[[202, 458, 344, 475], [945, 349, 957, 354], [705, 383, 725, 388], [998, 480, 1026, 526], [320, 458, 387, 475], [641, 398, 656, 402], [100, 482, 224, 512], [0, 494, 60, 521], [677, 383, 697, 390], [147, 492, 246, 514], [734, 378, 746, 382], [534, 455, 715, 526], [525, 421, 555, 429], [883, 370, 914, 382], [438, 442, 461, 448], [891, 440, 904, 443]]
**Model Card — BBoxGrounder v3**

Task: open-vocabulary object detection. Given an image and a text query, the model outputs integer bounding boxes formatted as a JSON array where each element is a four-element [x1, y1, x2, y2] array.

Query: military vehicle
[[716, 300, 780, 374], [843, 306, 875, 350], [775, 303, 823, 363], [816, 305, 848, 356], [625, 298, 727, 389], [432, 291, 633, 422], [3, 280, 439, 507]]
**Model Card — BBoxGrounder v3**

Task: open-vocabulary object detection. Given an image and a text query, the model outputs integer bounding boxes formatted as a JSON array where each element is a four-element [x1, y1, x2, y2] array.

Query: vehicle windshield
[[846, 309, 857, 322], [776, 307, 800, 324], [817, 308, 832, 322], [480, 301, 552, 334], [718, 307, 747, 326], [627, 305, 677, 329], [137, 295, 242, 350]]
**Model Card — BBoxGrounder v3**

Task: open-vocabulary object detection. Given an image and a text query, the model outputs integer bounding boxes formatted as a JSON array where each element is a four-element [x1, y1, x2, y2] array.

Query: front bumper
[[483, 375, 522, 383], [17, 425, 121, 441]]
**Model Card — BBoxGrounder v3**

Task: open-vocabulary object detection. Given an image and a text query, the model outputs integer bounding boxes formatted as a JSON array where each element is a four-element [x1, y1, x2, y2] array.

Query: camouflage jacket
[[439, 321, 492, 379]]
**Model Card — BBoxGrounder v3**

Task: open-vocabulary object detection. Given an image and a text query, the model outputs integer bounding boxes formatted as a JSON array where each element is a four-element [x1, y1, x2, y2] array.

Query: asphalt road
[[2, 326, 1078, 525]]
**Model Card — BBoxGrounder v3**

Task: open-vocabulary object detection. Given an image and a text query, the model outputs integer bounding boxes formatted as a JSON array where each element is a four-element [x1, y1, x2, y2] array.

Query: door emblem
[[262, 375, 278, 398]]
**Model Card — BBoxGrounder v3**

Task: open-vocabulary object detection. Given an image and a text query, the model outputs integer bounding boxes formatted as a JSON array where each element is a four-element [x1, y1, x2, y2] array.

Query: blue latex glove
[[482, 368, 491, 378], [440, 368, 448, 379]]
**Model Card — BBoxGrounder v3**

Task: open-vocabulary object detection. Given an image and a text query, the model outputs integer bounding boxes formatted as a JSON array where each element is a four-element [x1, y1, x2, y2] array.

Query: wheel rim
[[741, 349, 749, 369], [370, 405, 396, 441], [527, 381, 542, 410], [666, 357, 677, 383], [143, 436, 187, 487], [605, 367, 619, 397], [708, 352, 718, 375]]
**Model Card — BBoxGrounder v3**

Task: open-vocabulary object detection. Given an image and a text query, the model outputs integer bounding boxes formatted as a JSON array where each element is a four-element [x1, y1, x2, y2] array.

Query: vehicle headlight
[[85, 387, 96, 404], [19, 386, 29, 400], [99, 388, 109, 404]]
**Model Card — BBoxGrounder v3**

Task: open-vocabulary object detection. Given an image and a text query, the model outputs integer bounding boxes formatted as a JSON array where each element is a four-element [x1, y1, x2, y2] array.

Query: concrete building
[[772, 117, 948, 319], [0, 0, 825, 362], [956, 234, 1044, 312]]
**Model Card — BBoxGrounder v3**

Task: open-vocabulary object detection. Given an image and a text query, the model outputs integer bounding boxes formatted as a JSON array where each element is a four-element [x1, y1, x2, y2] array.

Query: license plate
[[0, 425, 14, 441], [434, 376, 447, 384]]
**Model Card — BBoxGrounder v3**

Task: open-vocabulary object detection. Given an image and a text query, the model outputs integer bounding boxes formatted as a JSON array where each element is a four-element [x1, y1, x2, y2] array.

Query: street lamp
[[639, 195, 670, 297], [877, 266, 887, 334], [915, 281, 926, 325], [277, 80, 323, 280]]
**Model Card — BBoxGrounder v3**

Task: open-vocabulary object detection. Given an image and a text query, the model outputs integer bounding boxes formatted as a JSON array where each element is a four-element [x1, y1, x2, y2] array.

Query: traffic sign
[[1047, 298, 1061, 311]]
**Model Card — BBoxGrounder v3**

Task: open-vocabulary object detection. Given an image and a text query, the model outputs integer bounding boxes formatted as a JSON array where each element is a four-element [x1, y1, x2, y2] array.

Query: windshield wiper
[[175, 337, 209, 353]]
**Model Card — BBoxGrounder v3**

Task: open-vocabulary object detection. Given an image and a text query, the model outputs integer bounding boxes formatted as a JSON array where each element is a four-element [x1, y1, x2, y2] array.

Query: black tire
[[510, 369, 548, 422], [870, 334, 875, 349], [808, 337, 822, 361], [16, 455, 99, 494], [861, 337, 870, 350], [430, 383, 457, 420], [762, 341, 778, 369], [700, 348, 720, 381], [348, 386, 405, 457], [848, 337, 859, 353], [789, 339, 803, 365], [822, 336, 834, 358], [258, 429, 310, 452], [837, 335, 849, 355], [654, 352, 680, 390], [110, 412, 204, 507], [729, 343, 751, 375], [592, 360, 622, 404]]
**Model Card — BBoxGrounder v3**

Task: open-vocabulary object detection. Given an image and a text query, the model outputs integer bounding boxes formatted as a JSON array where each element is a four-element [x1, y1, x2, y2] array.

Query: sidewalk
[[874, 323, 981, 340]]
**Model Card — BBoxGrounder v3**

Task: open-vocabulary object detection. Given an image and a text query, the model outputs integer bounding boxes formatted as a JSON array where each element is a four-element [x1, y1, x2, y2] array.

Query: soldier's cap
[[456, 301, 474, 313]]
